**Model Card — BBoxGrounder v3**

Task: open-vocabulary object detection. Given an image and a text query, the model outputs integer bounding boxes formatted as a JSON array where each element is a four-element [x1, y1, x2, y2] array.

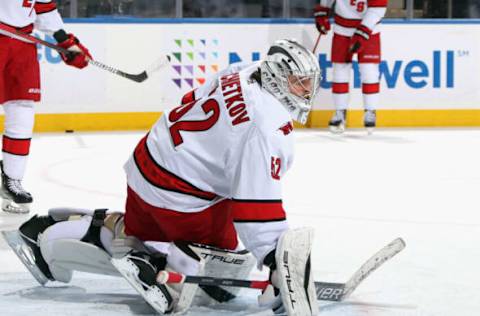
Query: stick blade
[[124, 71, 148, 83], [123, 55, 170, 83], [342, 237, 406, 299], [315, 281, 346, 301], [314, 238, 406, 302]]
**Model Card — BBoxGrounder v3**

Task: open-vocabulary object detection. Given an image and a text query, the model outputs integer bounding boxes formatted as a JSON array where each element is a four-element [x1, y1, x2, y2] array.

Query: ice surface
[[1, 129, 480, 315]]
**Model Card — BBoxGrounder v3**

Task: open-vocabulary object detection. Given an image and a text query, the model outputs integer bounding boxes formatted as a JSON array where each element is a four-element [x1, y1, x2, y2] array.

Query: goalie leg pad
[[189, 243, 256, 304], [274, 227, 319, 316], [43, 239, 120, 281], [38, 215, 116, 281]]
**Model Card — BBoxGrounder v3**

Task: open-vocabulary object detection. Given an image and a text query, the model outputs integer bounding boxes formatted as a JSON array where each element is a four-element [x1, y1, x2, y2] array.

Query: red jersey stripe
[[367, 0, 388, 7], [134, 135, 218, 201], [232, 199, 286, 222], [334, 14, 362, 29], [0, 22, 34, 34]]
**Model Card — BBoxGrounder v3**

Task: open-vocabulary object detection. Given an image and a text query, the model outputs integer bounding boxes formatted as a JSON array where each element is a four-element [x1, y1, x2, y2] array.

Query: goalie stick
[[313, 34, 322, 54], [157, 237, 406, 302], [0, 23, 169, 83]]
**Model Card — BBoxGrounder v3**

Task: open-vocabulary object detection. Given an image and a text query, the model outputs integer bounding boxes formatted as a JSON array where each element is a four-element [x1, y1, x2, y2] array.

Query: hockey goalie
[[3, 39, 321, 315]]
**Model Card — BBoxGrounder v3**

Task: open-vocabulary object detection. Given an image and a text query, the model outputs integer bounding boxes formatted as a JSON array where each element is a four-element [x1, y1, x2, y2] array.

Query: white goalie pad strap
[[274, 227, 319, 316]]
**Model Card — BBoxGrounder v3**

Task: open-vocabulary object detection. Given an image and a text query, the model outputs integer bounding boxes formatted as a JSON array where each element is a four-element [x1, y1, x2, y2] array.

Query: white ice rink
[[1, 128, 480, 316]]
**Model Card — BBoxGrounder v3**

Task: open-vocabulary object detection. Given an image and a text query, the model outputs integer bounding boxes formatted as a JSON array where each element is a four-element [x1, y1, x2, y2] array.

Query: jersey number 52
[[168, 99, 220, 147]]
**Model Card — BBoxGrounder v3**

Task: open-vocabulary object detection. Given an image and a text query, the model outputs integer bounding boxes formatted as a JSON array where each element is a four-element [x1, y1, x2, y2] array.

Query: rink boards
[[3, 19, 480, 130]]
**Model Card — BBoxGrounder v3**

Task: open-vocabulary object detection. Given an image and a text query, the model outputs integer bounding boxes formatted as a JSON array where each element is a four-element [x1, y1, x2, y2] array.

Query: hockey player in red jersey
[[7, 39, 321, 315], [0, 0, 91, 213], [314, 0, 387, 133]]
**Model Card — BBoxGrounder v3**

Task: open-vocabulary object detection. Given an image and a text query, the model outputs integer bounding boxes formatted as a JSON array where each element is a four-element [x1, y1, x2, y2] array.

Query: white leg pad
[[45, 239, 119, 282], [190, 244, 256, 304]]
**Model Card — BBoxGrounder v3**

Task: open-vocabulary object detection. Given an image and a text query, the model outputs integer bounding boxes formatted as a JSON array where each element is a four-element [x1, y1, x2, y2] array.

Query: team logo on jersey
[[170, 39, 220, 89], [278, 122, 293, 135], [271, 157, 281, 180]]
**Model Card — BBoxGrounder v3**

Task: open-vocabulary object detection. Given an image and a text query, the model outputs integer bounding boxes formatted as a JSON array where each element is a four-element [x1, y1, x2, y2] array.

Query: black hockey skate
[[329, 110, 347, 134], [1, 215, 57, 285], [364, 109, 376, 134], [111, 251, 176, 314], [0, 161, 33, 213]]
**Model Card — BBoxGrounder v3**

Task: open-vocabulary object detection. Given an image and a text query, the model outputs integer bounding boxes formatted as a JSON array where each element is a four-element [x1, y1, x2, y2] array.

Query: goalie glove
[[349, 25, 373, 54], [53, 29, 92, 69], [313, 5, 331, 35]]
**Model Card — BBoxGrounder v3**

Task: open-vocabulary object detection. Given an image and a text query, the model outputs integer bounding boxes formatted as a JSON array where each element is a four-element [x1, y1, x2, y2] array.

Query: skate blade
[[2, 199, 31, 214], [366, 127, 375, 135], [111, 257, 171, 314], [1, 230, 49, 285], [329, 124, 345, 134]]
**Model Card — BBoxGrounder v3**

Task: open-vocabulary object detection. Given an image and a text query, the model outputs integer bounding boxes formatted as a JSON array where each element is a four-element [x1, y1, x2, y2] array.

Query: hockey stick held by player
[[0, 0, 92, 214], [4, 39, 322, 315]]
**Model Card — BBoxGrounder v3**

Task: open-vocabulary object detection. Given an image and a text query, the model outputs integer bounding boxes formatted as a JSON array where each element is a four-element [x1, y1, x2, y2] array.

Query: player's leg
[[1, 39, 40, 214], [124, 187, 239, 250], [358, 33, 381, 133], [119, 188, 244, 313], [330, 33, 353, 133], [8, 208, 122, 283]]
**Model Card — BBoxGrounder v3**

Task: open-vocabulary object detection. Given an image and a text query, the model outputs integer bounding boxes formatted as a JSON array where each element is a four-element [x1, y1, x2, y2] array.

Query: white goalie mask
[[260, 39, 321, 124]]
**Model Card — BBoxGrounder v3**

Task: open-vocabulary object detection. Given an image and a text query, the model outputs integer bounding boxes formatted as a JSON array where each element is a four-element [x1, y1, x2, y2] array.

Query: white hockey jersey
[[124, 62, 294, 260], [319, 0, 388, 36], [0, 0, 64, 33]]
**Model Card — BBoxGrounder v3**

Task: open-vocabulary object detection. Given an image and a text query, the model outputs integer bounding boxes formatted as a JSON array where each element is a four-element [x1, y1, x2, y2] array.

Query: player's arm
[[230, 131, 290, 266], [349, 0, 388, 53], [313, 0, 335, 34], [34, 0, 91, 69], [231, 132, 318, 314]]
